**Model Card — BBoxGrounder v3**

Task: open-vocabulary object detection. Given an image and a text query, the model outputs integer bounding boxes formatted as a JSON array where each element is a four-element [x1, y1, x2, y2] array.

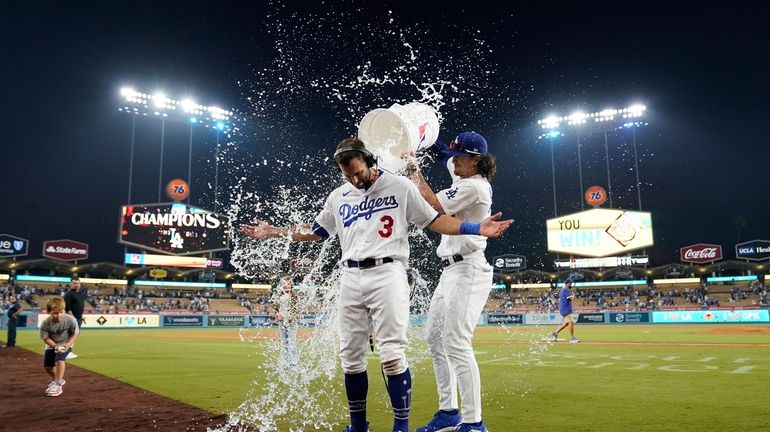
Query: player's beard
[[359, 169, 375, 191]]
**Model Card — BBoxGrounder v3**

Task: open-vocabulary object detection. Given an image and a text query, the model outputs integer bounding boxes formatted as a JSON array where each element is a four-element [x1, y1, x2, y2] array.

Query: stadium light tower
[[117, 87, 235, 206], [537, 116, 562, 218], [537, 104, 648, 211]]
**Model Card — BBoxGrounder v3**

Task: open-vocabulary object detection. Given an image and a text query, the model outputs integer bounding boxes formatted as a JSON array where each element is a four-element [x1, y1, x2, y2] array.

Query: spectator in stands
[[40, 297, 79, 397], [63, 277, 85, 359], [551, 278, 579, 343], [2, 294, 22, 348]]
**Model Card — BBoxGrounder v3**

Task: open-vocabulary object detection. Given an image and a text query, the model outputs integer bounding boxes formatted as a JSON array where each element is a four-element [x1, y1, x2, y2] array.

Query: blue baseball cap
[[447, 131, 488, 157], [564, 277, 574, 285]]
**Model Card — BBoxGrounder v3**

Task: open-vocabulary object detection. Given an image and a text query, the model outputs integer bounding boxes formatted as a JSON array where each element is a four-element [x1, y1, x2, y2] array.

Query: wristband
[[460, 221, 481, 235]]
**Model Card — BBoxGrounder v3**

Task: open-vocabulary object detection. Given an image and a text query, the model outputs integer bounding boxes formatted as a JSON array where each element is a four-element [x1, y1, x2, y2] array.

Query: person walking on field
[[552, 278, 579, 343]]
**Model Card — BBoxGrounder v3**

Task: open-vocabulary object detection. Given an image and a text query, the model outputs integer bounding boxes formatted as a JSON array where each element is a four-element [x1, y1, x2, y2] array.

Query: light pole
[[632, 125, 642, 210], [127, 114, 136, 204], [214, 126, 222, 212], [537, 104, 648, 210], [604, 130, 613, 208], [550, 136, 557, 217], [187, 120, 194, 204], [158, 117, 166, 203], [117, 87, 234, 207], [577, 134, 584, 210]]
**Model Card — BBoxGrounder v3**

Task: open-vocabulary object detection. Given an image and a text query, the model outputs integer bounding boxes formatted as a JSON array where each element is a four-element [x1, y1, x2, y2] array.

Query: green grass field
[[13, 324, 770, 431]]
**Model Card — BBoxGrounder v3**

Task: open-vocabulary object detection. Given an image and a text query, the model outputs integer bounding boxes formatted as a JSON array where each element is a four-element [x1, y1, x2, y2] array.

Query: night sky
[[2, 1, 769, 269]]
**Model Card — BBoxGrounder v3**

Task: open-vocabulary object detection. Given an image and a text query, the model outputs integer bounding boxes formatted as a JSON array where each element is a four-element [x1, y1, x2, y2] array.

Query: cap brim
[[447, 149, 482, 157]]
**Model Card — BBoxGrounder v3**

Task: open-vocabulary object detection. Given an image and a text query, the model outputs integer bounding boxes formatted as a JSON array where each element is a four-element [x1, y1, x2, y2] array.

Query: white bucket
[[357, 102, 440, 172]]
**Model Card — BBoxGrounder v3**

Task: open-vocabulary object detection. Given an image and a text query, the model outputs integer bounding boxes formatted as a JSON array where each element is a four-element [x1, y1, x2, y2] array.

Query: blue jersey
[[6, 302, 20, 318], [559, 287, 573, 315]]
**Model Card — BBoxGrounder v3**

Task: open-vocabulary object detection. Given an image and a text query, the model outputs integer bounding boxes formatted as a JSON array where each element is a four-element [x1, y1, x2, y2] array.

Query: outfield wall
[[6, 309, 768, 330]]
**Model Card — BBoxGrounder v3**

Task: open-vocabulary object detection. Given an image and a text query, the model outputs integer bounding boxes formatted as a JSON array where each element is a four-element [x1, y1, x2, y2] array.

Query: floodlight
[[181, 99, 196, 112], [153, 93, 167, 108], [121, 87, 137, 99]]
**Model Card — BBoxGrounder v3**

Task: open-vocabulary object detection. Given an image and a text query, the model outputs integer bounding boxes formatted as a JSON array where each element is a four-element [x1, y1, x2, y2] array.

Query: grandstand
[[1, 257, 767, 319]]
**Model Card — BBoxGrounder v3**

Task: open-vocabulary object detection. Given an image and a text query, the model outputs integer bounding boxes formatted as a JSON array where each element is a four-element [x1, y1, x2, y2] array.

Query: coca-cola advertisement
[[43, 239, 89, 262], [680, 243, 723, 264]]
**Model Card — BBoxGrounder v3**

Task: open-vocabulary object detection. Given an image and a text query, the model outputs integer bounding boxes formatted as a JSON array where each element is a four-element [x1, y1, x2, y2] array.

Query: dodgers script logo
[[340, 195, 399, 227]]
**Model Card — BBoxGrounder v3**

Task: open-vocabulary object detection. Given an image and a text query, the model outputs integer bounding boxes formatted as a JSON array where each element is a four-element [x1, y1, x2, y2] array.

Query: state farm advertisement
[[679, 243, 722, 264], [42, 239, 89, 261]]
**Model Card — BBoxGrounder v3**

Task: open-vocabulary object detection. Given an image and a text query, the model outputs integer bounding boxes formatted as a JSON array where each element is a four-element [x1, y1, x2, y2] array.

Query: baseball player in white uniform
[[408, 131, 499, 432], [241, 137, 512, 432]]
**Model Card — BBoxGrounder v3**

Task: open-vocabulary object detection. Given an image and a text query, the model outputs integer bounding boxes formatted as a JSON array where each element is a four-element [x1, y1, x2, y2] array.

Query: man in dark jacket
[[63, 277, 85, 358]]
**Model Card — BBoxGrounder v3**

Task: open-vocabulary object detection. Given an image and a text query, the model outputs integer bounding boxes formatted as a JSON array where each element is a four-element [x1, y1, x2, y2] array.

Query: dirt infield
[[0, 345, 228, 432]]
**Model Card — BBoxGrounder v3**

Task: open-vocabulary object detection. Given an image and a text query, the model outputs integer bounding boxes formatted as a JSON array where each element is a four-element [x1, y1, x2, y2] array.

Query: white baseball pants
[[338, 261, 410, 374], [427, 255, 492, 423]]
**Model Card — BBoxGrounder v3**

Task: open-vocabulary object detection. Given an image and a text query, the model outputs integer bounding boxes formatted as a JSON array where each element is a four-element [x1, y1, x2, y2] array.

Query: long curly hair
[[477, 154, 497, 181]]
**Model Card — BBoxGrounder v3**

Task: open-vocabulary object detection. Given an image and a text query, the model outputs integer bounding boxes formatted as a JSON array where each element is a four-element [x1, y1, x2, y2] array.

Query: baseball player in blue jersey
[[407, 131, 500, 432], [241, 137, 513, 432], [551, 278, 579, 343]]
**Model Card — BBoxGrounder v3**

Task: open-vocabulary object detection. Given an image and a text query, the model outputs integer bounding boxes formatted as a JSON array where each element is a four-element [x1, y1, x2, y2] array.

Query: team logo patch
[[445, 188, 458, 200]]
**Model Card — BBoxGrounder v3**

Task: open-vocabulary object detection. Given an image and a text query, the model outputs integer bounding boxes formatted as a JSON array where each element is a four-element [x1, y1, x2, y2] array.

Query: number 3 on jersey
[[379, 215, 394, 238]]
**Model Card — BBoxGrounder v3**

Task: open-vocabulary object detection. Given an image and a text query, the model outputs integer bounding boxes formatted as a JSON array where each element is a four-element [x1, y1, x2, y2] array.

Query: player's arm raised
[[405, 155, 445, 213], [428, 212, 513, 238], [240, 220, 321, 242]]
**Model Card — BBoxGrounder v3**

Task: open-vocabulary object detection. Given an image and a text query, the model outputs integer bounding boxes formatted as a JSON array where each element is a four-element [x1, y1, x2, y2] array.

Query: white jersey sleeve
[[312, 191, 337, 239], [403, 177, 440, 228]]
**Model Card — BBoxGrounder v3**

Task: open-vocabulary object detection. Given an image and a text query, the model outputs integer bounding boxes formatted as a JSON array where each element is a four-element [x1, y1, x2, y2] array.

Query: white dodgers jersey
[[312, 171, 439, 264], [435, 157, 492, 257]]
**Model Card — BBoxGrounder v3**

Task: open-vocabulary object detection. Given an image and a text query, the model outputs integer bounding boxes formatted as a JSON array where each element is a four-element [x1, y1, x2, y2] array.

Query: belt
[[344, 257, 394, 269], [441, 254, 464, 266]]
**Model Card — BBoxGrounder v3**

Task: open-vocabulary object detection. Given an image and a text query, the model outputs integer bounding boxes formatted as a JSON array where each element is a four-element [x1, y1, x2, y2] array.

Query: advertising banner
[[524, 313, 564, 325], [208, 315, 245, 327], [665, 265, 686, 277], [42, 239, 89, 261], [614, 267, 634, 279], [248, 315, 276, 327], [125, 253, 208, 268], [149, 269, 168, 278], [162, 315, 203, 327], [735, 239, 770, 261], [546, 208, 654, 257], [652, 310, 769, 324], [680, 243, 722, 264], [609, 312, 650, 323], [492, 254, 527, 272], [0, 233, 29, 258], [554, 255, 648, 269], [37, 314, 160, 328], [486, 313, 524, 325], [119, 202, 229, 255], [576, 313, 606, 324]]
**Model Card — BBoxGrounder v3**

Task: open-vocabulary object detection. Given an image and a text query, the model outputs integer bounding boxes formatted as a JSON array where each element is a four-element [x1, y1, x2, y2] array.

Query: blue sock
[[441, 409, 459, 416], [386, 368, 411, 431], [344, 372, 368, 431]]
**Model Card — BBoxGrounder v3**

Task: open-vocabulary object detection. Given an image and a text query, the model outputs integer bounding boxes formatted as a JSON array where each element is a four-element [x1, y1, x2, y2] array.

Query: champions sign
[[118, 203, 229, 255], [546, 209, 654, 257]]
